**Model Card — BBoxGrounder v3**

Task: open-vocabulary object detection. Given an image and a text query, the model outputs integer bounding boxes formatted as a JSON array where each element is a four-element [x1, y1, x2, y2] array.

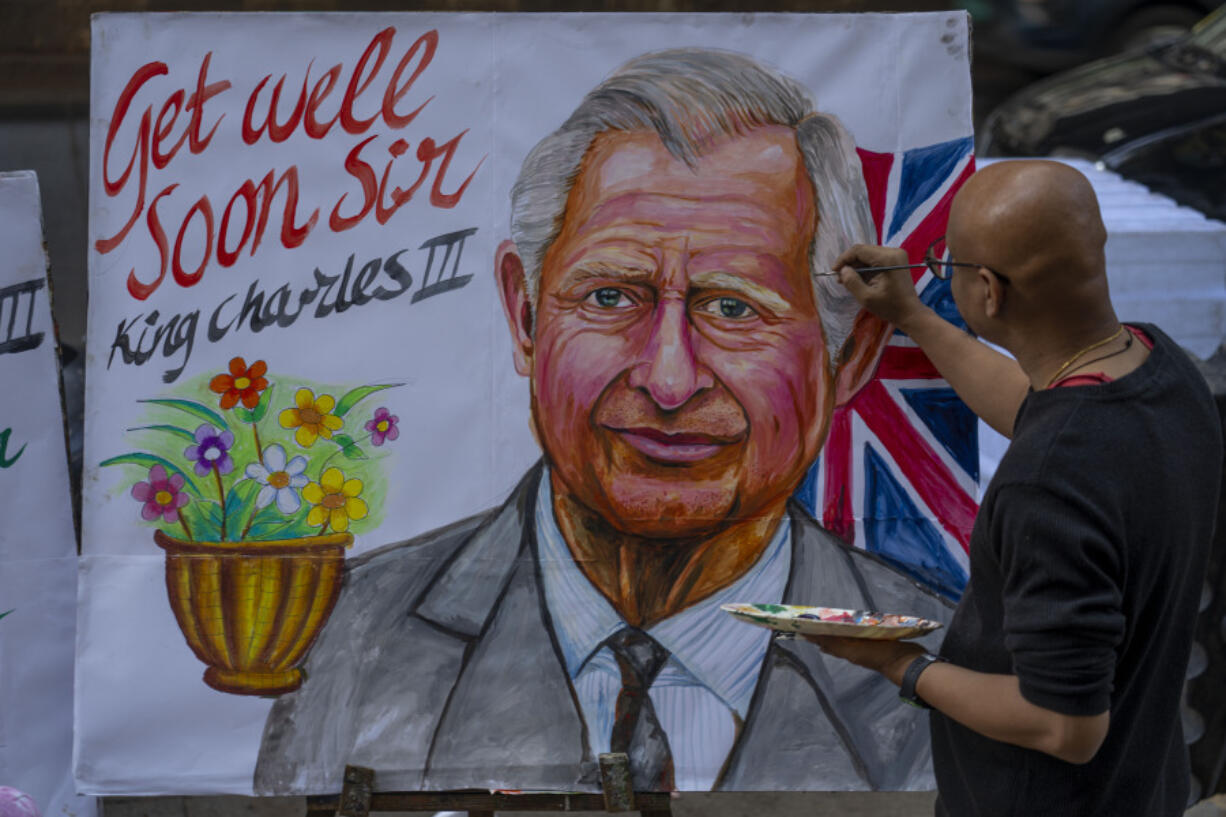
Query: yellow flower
[[303, 467, 368, 533], [278, 388, 343, 447]]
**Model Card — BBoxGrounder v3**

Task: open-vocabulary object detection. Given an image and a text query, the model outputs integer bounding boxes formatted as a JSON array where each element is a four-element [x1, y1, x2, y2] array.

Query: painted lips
[[612, 426, 741, 463]]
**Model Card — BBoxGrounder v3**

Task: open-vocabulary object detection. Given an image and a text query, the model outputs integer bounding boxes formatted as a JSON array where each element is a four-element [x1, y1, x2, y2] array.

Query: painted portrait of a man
[[254, 48, 954, 796]]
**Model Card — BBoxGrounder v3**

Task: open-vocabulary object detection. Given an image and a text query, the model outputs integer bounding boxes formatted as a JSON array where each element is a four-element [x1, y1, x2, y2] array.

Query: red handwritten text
[[95, 27, 485, 301]]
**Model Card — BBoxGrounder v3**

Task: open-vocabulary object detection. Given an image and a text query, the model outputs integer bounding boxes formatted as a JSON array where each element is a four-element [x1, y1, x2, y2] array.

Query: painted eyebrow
[[688, 271, 791, 314], [562, 261, 657, 286]]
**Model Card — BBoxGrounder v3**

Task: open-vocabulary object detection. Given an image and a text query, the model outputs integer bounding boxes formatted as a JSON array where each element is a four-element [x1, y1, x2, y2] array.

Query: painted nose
[[626, 297, 715, 411]]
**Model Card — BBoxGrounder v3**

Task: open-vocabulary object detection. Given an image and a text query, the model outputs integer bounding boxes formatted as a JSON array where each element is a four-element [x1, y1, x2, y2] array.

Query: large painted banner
[[79, 12, 977, 796], [0, 172, 93, 817]]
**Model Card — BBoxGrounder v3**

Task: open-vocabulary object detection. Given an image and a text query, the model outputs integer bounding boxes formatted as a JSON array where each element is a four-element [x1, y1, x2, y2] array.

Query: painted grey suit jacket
[[255, 463, 954, 795]]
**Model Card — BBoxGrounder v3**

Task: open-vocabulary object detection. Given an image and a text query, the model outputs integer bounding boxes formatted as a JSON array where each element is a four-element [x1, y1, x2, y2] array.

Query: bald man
[[812, 160, 1222, 816]]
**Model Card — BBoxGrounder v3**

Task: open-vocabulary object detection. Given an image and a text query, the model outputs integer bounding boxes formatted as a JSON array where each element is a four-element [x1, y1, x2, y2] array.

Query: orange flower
[[209, 357, 269, 410]]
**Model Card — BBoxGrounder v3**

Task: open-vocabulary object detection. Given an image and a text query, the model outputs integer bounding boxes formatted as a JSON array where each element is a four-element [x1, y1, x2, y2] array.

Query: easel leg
[[306, 760, 676, 816]]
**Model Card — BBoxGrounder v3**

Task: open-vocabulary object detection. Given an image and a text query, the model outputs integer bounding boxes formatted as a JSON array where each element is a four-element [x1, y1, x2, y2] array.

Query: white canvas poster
[[0, 171, 93, 817], [79, 12, 976, 795]]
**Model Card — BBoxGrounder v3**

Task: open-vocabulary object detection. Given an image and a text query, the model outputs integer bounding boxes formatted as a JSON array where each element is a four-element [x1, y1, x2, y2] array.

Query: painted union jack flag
[[795, 136, 979, 602]]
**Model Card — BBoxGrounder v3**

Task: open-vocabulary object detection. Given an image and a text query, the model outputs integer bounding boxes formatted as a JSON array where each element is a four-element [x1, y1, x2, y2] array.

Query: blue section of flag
[[863, 446, 967, 601], [796, 455, 820, 518], [887, 136, 974, 239], [920, 276, 965, 328], [899, 387, 980, 481], [894, 277, 965, 337]]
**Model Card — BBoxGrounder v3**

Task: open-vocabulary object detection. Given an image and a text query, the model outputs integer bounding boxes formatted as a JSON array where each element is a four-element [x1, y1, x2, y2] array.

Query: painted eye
[[700, 297, 756, 319], [589, 288, 632, 309]]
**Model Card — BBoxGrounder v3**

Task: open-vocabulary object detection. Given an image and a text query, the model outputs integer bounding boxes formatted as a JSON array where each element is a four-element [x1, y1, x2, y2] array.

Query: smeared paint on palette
[[720, 603, 942, 640]]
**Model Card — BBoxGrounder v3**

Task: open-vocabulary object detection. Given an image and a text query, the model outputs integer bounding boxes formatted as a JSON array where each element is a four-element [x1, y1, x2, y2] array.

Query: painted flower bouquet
[[102, 357, 400, 695]]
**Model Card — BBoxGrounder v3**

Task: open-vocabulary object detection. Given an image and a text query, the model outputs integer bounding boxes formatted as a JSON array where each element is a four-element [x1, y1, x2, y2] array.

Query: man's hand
[[809, 634, 1111, 764], [804, 635, 924, 686], [832, 242, 1029, 437], [832, 244, 929, 330]]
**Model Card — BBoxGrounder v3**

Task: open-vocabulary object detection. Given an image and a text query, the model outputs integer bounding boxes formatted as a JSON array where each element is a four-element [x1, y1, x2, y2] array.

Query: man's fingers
[[837, 265, 873, 300], [832, 243, 908, 272], [830, 250, 857, 272], [804, 634, 853, 653], [831, 244, 875, 271]]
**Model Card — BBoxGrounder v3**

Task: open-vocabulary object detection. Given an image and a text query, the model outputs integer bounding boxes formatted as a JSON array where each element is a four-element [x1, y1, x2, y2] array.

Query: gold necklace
[[1044, 326, 1127, 389]]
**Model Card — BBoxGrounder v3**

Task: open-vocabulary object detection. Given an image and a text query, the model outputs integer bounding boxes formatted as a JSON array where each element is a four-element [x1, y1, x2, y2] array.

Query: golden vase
[[154, 530, 351, 695]]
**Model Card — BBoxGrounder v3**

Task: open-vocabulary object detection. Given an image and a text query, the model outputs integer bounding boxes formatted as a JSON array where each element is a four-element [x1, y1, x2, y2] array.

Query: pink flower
[[131, 464, 190, 523], [0, 788, 41, 817], [364, 407, 399, 447]]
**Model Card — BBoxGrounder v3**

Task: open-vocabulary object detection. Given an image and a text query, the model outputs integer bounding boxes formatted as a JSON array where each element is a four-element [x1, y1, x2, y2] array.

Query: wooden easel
[[307, 756, 673, 817]]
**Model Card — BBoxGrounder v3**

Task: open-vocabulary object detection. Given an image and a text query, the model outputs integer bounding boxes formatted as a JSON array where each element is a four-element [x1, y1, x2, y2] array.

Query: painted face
[[528, 127, 835, 539]]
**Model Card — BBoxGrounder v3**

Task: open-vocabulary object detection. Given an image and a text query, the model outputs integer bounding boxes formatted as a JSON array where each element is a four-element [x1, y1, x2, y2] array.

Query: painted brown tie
[[606, 627, 676, 791]]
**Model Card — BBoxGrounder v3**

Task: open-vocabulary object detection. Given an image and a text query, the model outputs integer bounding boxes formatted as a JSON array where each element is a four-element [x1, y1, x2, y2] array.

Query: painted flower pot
[[153, 530, 351, 695]]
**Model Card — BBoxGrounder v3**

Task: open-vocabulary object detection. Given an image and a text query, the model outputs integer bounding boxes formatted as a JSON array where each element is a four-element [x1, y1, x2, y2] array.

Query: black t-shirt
[[931, 324, 1222, 817]]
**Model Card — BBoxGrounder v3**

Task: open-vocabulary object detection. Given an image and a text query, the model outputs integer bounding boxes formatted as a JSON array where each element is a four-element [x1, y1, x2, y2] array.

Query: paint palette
[[720, 603, 942, 640]]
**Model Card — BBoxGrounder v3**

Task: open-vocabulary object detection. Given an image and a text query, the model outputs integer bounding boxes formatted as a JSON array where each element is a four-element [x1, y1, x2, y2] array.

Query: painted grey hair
[[508, 48, 877, 363]]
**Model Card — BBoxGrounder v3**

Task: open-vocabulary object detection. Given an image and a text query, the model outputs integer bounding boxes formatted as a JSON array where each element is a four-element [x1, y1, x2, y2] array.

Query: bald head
[[950, 161, 1107, 284], [947, 160, 1114, 332]]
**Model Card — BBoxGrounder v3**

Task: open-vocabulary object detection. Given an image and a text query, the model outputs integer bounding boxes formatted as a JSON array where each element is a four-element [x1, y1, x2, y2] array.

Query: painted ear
[[495, 239, 534, 376], [833, 308, 892, 407]]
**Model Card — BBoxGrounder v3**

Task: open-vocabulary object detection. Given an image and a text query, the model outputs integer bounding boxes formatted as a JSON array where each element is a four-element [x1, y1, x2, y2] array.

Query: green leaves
[[139, 398, 228, 431], [99, 453, 203, 496], [334, 383, 401, 419], [246, 502, 316, 540], [127, 424, 197, 443], [118, 376, 397, 544], [243, 504, 290, 540], [225, 478, 257, 522], [178, 499, 223, 541], [234, 384, 274, 424], [322, 383, 402, 460], [329, 434, 367, 460]]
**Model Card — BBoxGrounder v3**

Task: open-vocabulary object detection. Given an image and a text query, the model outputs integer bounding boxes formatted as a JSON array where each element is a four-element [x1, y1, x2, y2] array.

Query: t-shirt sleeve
[[991, 483, 1125, 716]]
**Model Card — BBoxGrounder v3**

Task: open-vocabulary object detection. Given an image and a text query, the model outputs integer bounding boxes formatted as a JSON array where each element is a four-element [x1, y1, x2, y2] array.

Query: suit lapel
[[422, 463, 594, 792], [719, 505, 883, 790]]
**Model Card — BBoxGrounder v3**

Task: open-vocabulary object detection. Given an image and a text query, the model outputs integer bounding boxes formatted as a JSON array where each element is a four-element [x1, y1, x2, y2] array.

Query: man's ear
[[982, 267, 1005, 319], [496, 239, 534, 376], [833, 308, 892, 408]]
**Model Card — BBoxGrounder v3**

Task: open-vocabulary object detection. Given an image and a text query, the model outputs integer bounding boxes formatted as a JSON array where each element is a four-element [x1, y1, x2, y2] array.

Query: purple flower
[[184, 423, 235, 476], [131, 464, 189, 523], [364, 407, 399, 447]]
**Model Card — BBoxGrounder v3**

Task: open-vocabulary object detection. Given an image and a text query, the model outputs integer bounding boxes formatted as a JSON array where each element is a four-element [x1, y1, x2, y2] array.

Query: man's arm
[[833, 244, 1029, 437], [812, 480, 1124, 767], [810, 637, 1110, 765]]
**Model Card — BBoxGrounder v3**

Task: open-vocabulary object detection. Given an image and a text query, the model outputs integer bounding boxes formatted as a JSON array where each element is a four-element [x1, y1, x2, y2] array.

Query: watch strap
[[899, 652, 946, 709]]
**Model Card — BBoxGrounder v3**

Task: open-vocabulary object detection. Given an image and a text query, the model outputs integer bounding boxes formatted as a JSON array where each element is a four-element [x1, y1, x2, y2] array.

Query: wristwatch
[[899, 652, 947, 709]]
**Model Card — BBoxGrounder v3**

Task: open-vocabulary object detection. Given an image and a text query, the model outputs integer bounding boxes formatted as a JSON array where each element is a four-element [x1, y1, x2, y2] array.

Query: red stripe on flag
[[822, 406, 855, 544], [857, 148, 894, 244], [853, 381, 975, 552], [876, 345, 942, 380], [900, 156, 977, 278]]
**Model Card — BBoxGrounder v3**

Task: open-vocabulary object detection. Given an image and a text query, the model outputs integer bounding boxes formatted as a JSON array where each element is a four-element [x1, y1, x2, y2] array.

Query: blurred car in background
[[966, 0, 1223, 72], [980, 6, 1226, 221]]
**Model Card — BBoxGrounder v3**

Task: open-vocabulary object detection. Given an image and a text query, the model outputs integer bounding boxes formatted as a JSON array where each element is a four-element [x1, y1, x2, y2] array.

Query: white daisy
[[245, 444, 309, 514]]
